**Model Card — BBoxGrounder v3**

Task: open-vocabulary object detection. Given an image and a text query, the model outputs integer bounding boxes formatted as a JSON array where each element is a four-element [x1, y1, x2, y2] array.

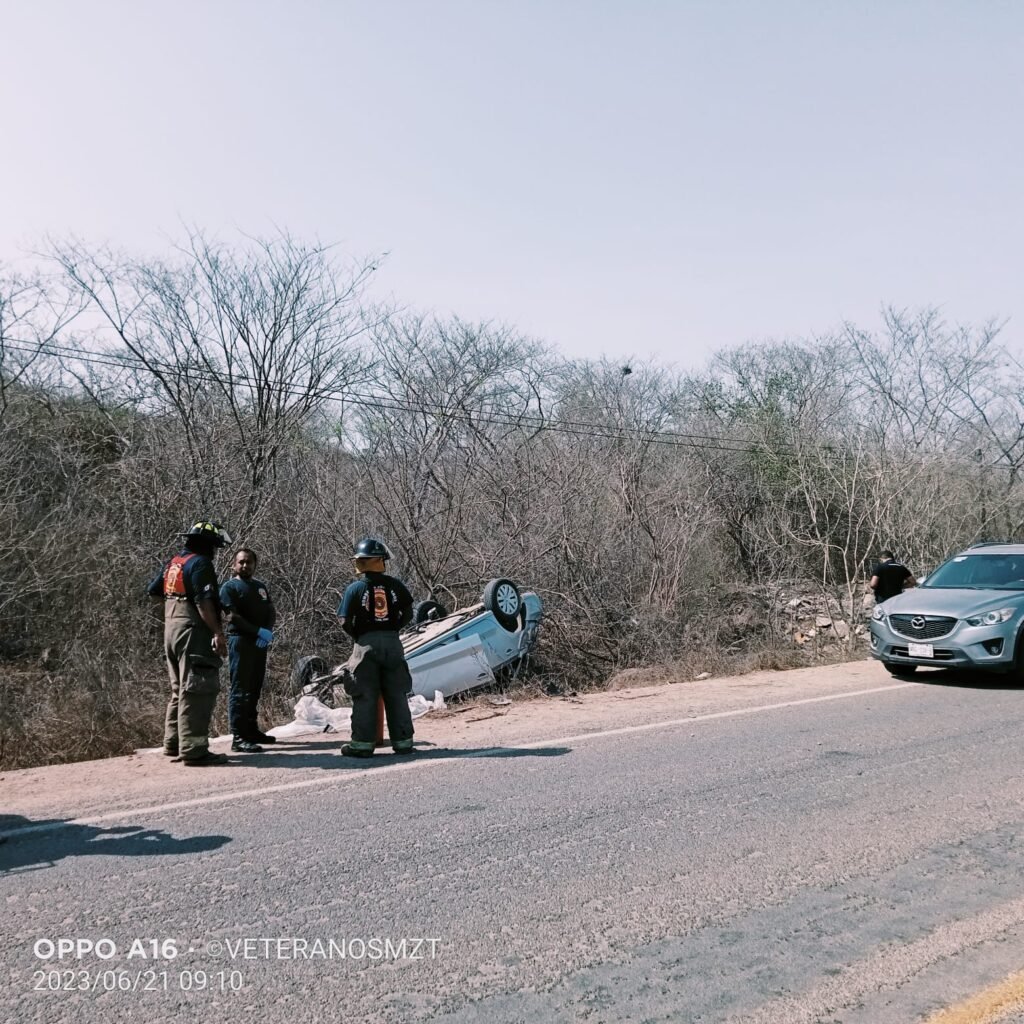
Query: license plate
[[908, 642, 934, 658]]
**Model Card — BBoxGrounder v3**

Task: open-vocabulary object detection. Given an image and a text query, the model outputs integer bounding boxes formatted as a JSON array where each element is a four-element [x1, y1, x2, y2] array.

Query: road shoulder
[[2, 658, 889, 827]]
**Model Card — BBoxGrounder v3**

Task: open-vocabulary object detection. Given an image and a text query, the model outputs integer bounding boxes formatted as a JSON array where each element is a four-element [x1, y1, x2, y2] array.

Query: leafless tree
[[53, 230, 382, 525], [343, 315, 552, 600]]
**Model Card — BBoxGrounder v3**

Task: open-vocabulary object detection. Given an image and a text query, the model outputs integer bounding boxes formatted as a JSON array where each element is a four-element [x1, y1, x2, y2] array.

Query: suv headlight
[[871, 605, 886, 621], [965, 607, 1016, 626]]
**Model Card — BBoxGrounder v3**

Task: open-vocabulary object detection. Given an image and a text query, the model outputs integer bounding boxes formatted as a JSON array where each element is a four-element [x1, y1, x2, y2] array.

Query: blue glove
[[255, 627, 274, 648]]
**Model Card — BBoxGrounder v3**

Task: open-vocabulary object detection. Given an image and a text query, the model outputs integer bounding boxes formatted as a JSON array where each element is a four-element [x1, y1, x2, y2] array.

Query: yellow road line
[[923, 969, 1024, 1024]]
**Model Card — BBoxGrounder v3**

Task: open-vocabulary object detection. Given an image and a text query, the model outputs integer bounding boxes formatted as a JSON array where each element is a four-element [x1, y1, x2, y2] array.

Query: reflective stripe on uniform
[[345, 739, 376, 752]]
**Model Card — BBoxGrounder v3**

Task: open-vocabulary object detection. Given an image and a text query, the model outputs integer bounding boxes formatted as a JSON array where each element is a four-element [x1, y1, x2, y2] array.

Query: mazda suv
[[869, 543, 1024, 679]]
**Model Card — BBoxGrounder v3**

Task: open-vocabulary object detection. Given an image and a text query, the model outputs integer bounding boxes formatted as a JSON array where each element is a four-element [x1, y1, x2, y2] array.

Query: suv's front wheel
[[883, 662, 918, 678], [1006, 629, 1024, 684]]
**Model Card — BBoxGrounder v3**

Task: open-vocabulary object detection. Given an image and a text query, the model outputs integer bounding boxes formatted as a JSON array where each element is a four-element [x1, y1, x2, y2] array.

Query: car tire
[[482, 578, 522, 632], [883, 661, 917, 678], [1008, 630, 1024, 685], [412, 600, 449, 626], [291, 654, 327, 694]]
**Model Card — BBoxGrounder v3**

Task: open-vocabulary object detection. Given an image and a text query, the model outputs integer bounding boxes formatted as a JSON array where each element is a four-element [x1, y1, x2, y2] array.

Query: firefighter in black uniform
[[220, 547, 277, 752], [336, 538, 415, 757]]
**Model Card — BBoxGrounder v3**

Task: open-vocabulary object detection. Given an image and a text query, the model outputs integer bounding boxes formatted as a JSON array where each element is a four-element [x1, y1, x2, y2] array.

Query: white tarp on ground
[[266, 690, 447, 740]]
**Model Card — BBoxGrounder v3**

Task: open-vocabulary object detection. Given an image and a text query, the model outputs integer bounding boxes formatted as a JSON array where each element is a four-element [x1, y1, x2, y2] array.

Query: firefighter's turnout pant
[[343, 631, 415, 753], [163, 600, 222, 761]]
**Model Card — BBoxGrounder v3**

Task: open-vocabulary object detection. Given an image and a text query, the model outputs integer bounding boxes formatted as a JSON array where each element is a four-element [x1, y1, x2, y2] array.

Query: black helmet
[[183, 520, 233, 548], [353, 537, 391, 560]]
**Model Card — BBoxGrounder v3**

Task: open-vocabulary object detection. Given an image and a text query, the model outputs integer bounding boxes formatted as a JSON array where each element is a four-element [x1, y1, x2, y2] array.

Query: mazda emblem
[[911, 616, 926, 629]]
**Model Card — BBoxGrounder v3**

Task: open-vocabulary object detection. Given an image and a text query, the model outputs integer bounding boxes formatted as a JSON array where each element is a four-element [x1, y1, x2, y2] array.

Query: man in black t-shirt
[[870, 550, 916, 604]]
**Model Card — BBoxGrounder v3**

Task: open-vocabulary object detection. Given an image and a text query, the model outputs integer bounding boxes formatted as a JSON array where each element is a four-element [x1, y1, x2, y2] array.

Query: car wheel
[[883, 661, 917, 678], [291, 654, 327, 694], [482, 578, 522, 632], [1008, 630, 1024, 685], [412, 600, 449, 626]]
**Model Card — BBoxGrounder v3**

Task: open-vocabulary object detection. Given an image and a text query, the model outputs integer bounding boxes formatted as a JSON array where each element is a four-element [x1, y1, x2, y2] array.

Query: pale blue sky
[[2, 1, 1021, 363]]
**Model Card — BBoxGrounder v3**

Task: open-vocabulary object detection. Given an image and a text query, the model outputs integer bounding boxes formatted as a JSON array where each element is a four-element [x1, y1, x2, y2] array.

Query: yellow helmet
[[183, 520, 233, 548]]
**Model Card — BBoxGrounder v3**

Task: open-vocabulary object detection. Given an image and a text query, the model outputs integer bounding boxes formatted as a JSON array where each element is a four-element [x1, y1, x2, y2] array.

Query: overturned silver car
[[292, 577, 543, 703]]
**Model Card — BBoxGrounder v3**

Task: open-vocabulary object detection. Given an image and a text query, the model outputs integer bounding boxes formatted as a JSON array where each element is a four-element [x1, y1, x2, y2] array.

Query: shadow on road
[[227, 743, 573, 770], [906, 668, 1023, 691], [0, 816, 231, 874]]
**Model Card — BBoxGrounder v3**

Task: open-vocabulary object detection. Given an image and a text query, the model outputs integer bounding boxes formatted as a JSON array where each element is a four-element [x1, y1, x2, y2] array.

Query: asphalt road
[[5, 666, 1024, 1023]]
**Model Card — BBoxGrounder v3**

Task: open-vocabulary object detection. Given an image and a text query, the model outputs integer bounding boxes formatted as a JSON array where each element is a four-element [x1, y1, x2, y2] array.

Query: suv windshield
[[925, 553, 1024, 590]]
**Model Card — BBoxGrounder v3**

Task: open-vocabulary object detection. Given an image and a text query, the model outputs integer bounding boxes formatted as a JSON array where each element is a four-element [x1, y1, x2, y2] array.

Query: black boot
[[340, 743, 374, 758], [182, 751, 229, 766]]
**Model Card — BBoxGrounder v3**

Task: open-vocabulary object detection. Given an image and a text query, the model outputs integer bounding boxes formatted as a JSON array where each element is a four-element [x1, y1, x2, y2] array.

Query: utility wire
[[1, 337, 1017, 469], [0, 338, 808, 456]]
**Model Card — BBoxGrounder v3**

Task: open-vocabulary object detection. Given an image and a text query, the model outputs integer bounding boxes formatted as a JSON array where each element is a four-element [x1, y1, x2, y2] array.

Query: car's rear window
[[925, 553, 1024, 589]]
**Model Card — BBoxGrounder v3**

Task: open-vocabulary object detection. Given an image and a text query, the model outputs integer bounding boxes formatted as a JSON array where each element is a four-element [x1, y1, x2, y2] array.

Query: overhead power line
[[0, 338, 802, 456], [0, 337, 1016, 469]]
